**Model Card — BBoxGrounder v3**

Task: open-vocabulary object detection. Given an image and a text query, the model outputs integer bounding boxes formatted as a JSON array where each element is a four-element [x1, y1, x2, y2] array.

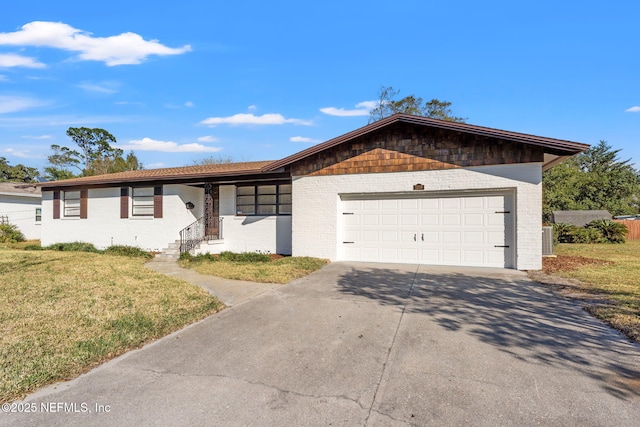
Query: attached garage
[[340, 192, 514, 268], [266, 114, 590, 270]]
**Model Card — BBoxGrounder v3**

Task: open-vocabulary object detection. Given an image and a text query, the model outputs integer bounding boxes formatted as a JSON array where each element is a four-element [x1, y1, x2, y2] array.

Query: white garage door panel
[[341, 194, 513, 268]]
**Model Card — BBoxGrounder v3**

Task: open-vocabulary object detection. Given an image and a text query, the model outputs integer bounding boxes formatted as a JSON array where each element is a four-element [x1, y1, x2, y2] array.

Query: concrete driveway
[[3, 262, 640, 426]]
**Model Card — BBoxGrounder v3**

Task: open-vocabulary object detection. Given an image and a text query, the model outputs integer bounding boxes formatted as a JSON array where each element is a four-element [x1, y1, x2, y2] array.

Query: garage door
[[340, 193, 514, 268]]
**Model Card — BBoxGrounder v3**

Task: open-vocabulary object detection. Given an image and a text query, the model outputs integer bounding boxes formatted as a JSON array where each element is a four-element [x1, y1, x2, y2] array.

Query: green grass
[[179, 253, 329, 284], [0, 249, 223, 403], [536, 240, 640, 343]]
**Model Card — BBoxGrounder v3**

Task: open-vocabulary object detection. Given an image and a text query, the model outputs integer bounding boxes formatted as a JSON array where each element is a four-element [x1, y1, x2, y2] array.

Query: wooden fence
[[614, 220, 640, 240]]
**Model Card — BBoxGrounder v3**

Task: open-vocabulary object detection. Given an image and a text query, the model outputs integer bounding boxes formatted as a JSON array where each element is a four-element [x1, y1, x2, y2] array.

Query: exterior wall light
[[185, 201, 195, 210]]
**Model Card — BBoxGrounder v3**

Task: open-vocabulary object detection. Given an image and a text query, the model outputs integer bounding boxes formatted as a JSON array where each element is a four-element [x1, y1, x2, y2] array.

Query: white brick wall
[[41, 184, 203, 251], [0, 195, 41, 240], [292, 163, 542, 270], [40, 182, 292, 255]]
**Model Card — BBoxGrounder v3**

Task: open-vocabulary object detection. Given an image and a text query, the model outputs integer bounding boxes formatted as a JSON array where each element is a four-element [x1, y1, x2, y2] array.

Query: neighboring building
[[39, 114, 589, 270], [552, 210, 612, 227], [0, 182, 42, 240]]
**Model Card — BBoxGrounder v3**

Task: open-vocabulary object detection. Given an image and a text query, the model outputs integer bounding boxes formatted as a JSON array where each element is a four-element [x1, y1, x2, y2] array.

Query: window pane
[[65, 191, 80, 201], [257, 205, 276, 215], [279, 204, 292, 214], [132, 205, 154, 216], [257, 195, 276, 205], [132, 187, 154, 197], [257, 185, 276, 195], [132, 187, 154, 216], [279, 184, 292, 194], [236, 186, 255, 196], [237, 204, 255, 215], [236, 195, 255, 205], [279, 194, 292, 204]]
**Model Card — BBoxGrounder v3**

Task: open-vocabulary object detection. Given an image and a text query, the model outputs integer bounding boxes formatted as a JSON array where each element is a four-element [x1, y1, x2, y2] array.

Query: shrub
[[23, 244, 43, 251], [219, 251, 271, 262], [553, 223, 576, 244], [568, 227, 606, 244], [586, 219, 628, 244], [0, 223, 26, 243], [104, 245, 153, 259], [45, 242, 100, 252]]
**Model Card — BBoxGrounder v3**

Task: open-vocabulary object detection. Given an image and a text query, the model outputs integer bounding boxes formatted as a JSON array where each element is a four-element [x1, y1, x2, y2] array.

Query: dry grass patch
[[180, 253, 329, 284], [529, 240, 640, 343], [0, 249, 223, 403]]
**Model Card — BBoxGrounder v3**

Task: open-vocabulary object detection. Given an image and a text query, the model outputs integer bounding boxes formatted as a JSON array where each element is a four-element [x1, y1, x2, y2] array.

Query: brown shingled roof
[[0, 182, 41, 196], [263, 114, 590, 171], [40, 161, 276, 189]]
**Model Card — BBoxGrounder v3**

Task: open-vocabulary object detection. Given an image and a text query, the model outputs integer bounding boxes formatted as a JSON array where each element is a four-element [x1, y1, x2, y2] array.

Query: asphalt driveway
[[2, 262, 640, 426]]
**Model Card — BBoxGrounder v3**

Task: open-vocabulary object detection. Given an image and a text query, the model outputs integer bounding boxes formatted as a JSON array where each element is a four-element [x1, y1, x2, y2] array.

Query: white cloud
[[0, 53, 46, 68], [197, 135, 219, 143], [185, 101, 194, 108], [625, 106, 640, 113], [22, 134, 53, 140], [77, 81, 120, 94], [248, 105, 257, 111], [290, 136, 320, 143], [4, 148, 32, 158], [200, 113, 312, 127], [0, 75, 8, 82], [121, 137, 223, 153], [0, 114, 129, 127], [0, 95, 48, 113], [320, 100, 377, 117], [0, 21, 191, 66]]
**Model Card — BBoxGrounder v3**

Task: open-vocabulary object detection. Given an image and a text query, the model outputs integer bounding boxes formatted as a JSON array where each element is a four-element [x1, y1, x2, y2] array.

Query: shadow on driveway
[[335, 264, 640, 401]]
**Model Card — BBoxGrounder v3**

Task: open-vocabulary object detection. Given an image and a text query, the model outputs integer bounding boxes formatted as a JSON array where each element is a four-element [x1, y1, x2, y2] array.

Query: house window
[[35, 208, 42, 222], [236, 183, 292, 215], [63, 191, 81, 217], [132, 187, 155, 216]]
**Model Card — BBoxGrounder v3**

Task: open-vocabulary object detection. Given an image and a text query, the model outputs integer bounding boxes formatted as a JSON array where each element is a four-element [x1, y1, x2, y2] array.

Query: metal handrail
[[179, 216, 222, 253]]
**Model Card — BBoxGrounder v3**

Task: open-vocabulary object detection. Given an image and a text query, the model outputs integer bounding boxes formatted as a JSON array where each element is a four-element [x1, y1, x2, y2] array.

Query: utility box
[[542, 226, 554, 256]]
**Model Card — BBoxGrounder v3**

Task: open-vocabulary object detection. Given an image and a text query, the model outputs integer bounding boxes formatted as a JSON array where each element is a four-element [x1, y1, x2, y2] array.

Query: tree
[[369, 86, 466, 123], [66, 127, 121, 173], [44, 144, 81, 180], [0, 157, 39, 183], [191, 155, 234, 165], [45, 127, 143, 180], [543, 141, 640, 222]]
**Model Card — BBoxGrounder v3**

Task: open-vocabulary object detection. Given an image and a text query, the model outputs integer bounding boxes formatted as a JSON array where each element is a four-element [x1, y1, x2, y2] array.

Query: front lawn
[[0, 249, 223, 403], [530, 240, 640, 343], [179, 252, 329, 283]]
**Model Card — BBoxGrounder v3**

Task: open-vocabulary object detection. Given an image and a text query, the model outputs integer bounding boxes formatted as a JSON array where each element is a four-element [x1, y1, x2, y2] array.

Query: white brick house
[[0, 182, 42, 240], [39, 114, 588, 270]]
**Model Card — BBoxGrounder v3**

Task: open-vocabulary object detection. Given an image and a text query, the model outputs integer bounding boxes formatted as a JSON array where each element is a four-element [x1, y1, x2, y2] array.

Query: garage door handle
[[421, 233, 424, 241], [494, 245, 510, 248], [414, 234, 416, 241], [343, 241, 354, 244]]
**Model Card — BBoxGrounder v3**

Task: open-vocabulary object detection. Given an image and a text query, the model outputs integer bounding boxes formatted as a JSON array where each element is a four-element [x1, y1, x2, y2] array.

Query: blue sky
[[1, 0, 639, 172]]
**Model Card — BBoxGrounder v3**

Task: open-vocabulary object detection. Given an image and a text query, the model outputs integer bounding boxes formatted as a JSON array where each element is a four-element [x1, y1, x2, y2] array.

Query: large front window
[[63, 191, 81, 217], [236, 183, 291, 215], [132, 187, 155, 216]]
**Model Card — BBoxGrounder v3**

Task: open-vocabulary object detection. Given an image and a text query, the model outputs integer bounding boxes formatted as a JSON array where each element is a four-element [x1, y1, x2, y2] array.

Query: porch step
[[155, 240, 182, 262]]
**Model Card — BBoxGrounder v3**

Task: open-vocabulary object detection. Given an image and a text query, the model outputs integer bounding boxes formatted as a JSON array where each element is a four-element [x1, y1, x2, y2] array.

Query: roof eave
[[38, 168, 274, 189]]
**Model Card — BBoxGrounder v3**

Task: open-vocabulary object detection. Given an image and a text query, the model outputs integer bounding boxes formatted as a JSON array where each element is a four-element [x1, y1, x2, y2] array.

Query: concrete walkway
[[145, 258, 282, 306], [2, 262, 640, 426]]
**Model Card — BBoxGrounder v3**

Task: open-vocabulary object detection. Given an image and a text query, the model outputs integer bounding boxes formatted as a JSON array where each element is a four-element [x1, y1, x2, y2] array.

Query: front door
[[204, 183, 220, 239]]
